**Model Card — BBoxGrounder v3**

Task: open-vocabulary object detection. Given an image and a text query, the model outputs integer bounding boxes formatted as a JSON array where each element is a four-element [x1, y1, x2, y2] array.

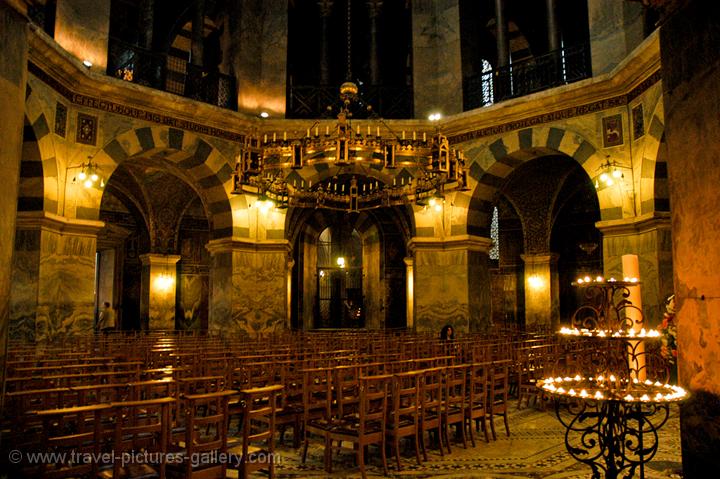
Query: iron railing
[[463, 43, 591, 111], [288, 83, 413, 119], [107, 37, 237, 110]]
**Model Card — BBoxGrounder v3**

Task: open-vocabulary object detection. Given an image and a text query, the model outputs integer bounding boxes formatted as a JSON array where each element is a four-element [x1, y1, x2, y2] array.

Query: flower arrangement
[[659, 294, 677, 365]]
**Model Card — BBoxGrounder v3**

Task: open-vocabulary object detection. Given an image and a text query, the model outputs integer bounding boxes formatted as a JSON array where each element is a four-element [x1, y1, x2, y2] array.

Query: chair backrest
[[390, 370, 421, 428], [175, 390, 236, 478], [33, 403, 112, 478], [419, 367, 444, 427], [237, 384, 283, 475], [489, 363, 510, 406], [444, 364, 467, 414], [358, 374, 390, 436], [302, 367, 333, 422], [468, 362, 490, 411], [108, 397, 174, 478]]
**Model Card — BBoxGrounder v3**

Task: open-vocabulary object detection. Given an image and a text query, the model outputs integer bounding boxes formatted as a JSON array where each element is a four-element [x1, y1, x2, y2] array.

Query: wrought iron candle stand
[[539, 280, 687, 479]]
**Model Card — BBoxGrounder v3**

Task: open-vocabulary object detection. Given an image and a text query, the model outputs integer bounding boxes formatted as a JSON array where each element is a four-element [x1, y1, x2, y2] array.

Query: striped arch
[[460, 126, 610, 237], [639, 99, 669, 214], [285, 206, 413, 248], [23, 82, 60, 214], [89, 126, 235, 239]]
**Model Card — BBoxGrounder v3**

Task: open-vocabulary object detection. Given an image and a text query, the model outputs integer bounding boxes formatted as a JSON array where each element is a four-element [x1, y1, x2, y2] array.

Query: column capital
[[408, 235, 493, 254], [520, 252, 560, 265], [596, 211, 671, 236], [15, 211, 105, 236], [139, 253, 181, 267], [205, 237, 292, 255]]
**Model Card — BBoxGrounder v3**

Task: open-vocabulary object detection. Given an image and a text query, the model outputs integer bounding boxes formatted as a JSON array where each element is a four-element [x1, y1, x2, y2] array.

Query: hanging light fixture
[[72, 158, 105, 189], [232, 83, 467, 212], [594, 157, 630, 190]]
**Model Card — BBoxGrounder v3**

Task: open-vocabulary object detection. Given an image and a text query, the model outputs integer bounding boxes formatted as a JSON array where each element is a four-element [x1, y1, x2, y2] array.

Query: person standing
[[98, 302, 116, 333]]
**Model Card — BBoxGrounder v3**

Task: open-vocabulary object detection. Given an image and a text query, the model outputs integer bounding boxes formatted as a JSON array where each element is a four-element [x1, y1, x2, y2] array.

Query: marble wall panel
[[231, 250, 288, 337], [9, 229, 40, 341], [587, 0, 645, 76], [1, 1, 27, 389], [178, 274, 207, 330], [414, 248, 470, 334], [468, 250, 491, 332], [36, 230, 96, 340], [209, 251, 232, 334], [602, 225, 673, 326]]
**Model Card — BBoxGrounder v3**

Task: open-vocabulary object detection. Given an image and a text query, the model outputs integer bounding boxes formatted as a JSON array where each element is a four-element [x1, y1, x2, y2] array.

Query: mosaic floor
[[238, 402, 683, 479]]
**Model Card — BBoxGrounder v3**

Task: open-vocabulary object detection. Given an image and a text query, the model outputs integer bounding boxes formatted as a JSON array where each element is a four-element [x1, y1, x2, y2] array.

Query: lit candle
[[326, 126, 329, 135], [315, 126, 319, 136], [367, 125, 371, 136], [423, 132, 427, 142], [376, 127, 380, 137], [283, 131, 287, 141], [307, 129, 310, 137], [264, 134, 268, 143], [273, 133, 276, 142], [413, 130, 416, 141], [402, 131, 405, 140]]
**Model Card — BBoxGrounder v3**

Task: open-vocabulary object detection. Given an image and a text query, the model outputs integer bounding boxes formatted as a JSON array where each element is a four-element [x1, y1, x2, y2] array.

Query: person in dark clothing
[[440, 324, 455, 341]]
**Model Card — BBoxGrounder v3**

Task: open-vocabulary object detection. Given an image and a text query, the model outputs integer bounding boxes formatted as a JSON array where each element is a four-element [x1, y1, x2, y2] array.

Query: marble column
[[206, 238, 291, 337], [596, 212, 673, 326], [318, 0, 333, 85], [404, 257, 414, 330], [367, 0, 382, 86], [546, 0, 559, 53], [1, 1, 27, 402], [494, 0, 509, 67], [659, 1, 720, 473], [54, 0, 111, 71], [138, 0, 154, 50], [587, 0, 645, 75], [411, 0, 463, 117], [520, 253, 559, 330], [139, 254, 181, 330], [409, 235, 492, 334], [10, 212, 103, 341], [191, 0, 205, 67], [234, 0, 289, 116]]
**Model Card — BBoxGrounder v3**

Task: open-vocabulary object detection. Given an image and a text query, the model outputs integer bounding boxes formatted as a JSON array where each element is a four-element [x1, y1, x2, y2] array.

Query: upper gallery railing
[[287, 82, 414, 119], [463, 43, 591, 111], [107, 37, 237, 110]]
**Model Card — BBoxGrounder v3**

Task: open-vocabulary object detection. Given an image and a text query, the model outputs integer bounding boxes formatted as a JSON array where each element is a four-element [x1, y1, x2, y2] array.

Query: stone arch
[[88, 126, 235, 239], [461, 126, 611, 237], [639, 98, 669, 215], [24, 83, 60, 214]]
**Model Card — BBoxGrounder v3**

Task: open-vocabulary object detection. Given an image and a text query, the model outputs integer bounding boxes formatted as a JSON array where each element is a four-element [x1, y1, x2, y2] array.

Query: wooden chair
[[465, 362, 491, 446], [168, 390, 236, 479], [387, 370, 422, 470], [301, 367, 334, 469], [228, 384, 283, 479], [418, 367, 445, 460], [99, 397, 174, 479], [488, 363, 511, 440], [325, 374, 390, 479], [442, 364, 468, 452], [28, 403, 111, 478]]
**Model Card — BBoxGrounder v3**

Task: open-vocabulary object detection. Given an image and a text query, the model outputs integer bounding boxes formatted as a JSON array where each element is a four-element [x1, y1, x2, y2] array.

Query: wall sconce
[[71, 159, 104, 189], [594, 158, 630, 190], [528, 274, 544, 290]]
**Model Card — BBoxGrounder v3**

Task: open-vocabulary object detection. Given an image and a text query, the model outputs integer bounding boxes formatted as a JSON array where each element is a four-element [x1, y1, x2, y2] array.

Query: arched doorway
[[98, 161, 211, 331], [289, 207, 410, 330], [316, 225, 363, 328]]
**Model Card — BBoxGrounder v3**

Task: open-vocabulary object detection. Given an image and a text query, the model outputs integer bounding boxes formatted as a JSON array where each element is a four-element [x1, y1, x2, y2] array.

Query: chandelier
[[232, 82, 467, 212]]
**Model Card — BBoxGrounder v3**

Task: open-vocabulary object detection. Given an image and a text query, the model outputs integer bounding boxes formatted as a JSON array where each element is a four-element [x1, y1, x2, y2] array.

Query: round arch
[[77, 126, 235, 239], [24, 81, 60, 214], [459, 126, 613, 237], [638, 97, 669, 215]]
